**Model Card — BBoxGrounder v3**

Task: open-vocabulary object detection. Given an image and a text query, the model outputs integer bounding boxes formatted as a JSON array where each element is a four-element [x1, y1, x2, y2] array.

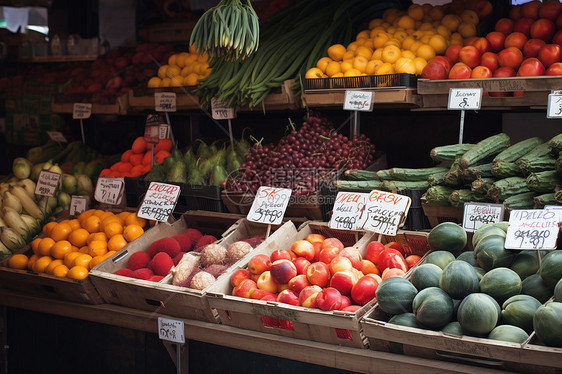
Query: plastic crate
[[305, 73, 417, 90]]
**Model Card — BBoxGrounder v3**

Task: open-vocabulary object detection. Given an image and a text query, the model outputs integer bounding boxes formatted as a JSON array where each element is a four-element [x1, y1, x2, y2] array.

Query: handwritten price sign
[[505, 209, 561, 250], [72, 103, 92, 119], [94, 177, 124, 205], [47, 131, 67, 143], [69, 195, 88, 216], [35, 171, 61, 197], [155, 92, 176, 112], [137, 182, 180, 222], [463, 202, 504, 233], [448, 88, 483, 110], [211, 98, 236, 120], [343, 91, 373, 112], [247, 187, 291, 225], [158, 317, 185, 344], [547, 92, 562, 119], [329, 191, 369, 230], [360, 190, 411, 236]]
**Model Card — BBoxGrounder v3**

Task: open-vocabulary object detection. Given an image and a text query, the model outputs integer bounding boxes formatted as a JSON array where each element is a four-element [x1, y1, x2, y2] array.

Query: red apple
[[277, 289, 300, 305], [256, 271, 279, 293], [270, 259, 298, 284], [312, 242, 322, 262], [316, 287, 343, 311], [514, 17, 535, 37], [473, 0, 493, 19], [381, 267, 407, 280], [521, 0, 542, 19], [250, 273, 260, 282], [339, 295, 352, 310], [539, 1, 562, 20], [365, 241, 386, 265], [329, 255, 353, 275], [298, 285, 322, 308], [270, 249, 293, 263], [530, 18, 556, 42], [539, 44, 562, 67], [277, 283, 290, 293], [330, 270, 357, 295], [504, 32, 528, 49], [471, 65, 493, 78], [449, 62, 473, 79], [493, 66, 517, 77], [553, 30, 562, 47], [495, 18, 514, 36], [105, 76, 123, 90], [351, 275, 380, 306], [230, 268, 251, 288], [546, 62, 562, 75], [232, 279, 257, 298], [523, 38, 547, 58], [472, 37, 492, 55], [445, 44, 462, 63], [486, 31, 506, 53], [459, 46, 481, 68], [293, 257, 311, 275], [342, 305, 361, 313], [510, 5, 522, 21], [114, 56, 129, 69], [517, 57, 546, 76], [247, 254, 271, 275], [421, 60, 448, 80], [384, 241, 405, 257], [377, 248, 408, 273], [305, 233, 325, 244], [498, 47, 524, 70], [291, 240, 315, 261], [251, 289, 276, 300], [360, 259, 380, 275], [321, 238, 344, 251], [481, 52, 499, 72], [306, 261, 331, 287], [288, 274, 311, 294], [405, 255, 422, 268], [338, 247, 363, 270], [432, 56, 453, 72], [318, 246, 342, 264], [557, 12, 562, 29]]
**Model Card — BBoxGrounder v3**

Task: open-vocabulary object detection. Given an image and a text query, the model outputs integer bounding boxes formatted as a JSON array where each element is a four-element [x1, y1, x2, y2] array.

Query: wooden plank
[[304, 88, 420, 108], [417, 76, 562, 94]]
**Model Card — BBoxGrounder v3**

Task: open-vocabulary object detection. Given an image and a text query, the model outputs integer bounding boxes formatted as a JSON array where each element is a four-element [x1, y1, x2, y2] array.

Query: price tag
[[211, 98, 236, 120], [158, 317, 185, 344], [144, 113, 165, 144], [72, 103, 92, 119], [547, 92, 562, 119], [505, 209, 561, 250], [360, 190, 411, 236], [247, 186, 291, 225], [137, 182, 181, 222], [94, 177, 124, 205], [159, 123, 170, 139], [462, 202, 504, 233], [35, 170, 61, 197], [69, 195, 88, 216], [47, 131, 67, 143], [343, 91, 373, 112], [329, 191, 369, 230], [448, 88, 483, 110], [155, 92, 176, 112]]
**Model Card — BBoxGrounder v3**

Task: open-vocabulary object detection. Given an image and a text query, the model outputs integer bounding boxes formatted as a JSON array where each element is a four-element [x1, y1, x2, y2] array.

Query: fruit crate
[[421, 196, 464, 228], [361, 304, 562, 373], [89, 211, 286, 323], [127, 86, 200, 112], [51, 92, 129, 115], [303, 86, 420, 109], [206, 221, 431, 348], [305, 73, 417, 90], [238, 79, 300, 111]]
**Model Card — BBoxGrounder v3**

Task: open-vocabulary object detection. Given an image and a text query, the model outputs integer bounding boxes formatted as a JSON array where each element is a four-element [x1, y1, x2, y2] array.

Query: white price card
[[505, 209, 561, 250], [144, 113, 165, 144], [547, 92, 562, 119], [72, 103, 92, 119], [159, 123, 170, 139], [94, 177, 124, 205], [35, 170, 61, 197], [211, 98, 236, 120], [360, 190, 411, 236], [155, 92, 176, 112], [137, 182, 181, 222], [343, 91, 373, 112], [69, 195, 88, 216], [329, 191, 369, 230], [462, 202, 504, 233], [47, 131, 67, 143], [247, 186, 291, 225], [448, 88, 483, 110], [158, 317, 185, 344]]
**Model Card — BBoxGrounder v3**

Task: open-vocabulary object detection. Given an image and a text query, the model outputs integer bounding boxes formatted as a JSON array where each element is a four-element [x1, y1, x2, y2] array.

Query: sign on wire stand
[[211, 98, 236, 120], [547, 91, 562, 119], [155, 92, 176, 112], [329, 191, 369, 230], [35, 171, 61, 197], [144, 113, 166, 144], [448, 88, 483, 110], [505, 209, 561, 250], [462, 202, 504, 233], [72, 103, 92, 119], [69, 195, 88, 216], [360, 190, 411, 236], [137, 182, 181, 222], [94, 177, 124, 205], [343, 91, 373, 112], [47, 131, 67, 143], [247, 186, 291, 225], [158, 317, 185, 344]]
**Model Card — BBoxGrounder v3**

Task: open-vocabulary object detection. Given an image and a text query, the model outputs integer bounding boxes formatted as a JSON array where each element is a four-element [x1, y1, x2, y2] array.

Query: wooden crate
[[206, 222, 431, 348], [303, 87, 420, 109], [147, 20, 197, 43], [127, 87, 200, 112], [421, 197, 464, 228], [238, 79, 300, 111], [51, 93, 128, 115]]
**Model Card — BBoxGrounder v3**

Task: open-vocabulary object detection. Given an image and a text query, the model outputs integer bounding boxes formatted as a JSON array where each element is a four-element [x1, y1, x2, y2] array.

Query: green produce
[[526, 170, 562, 193], [429, 143, 474, 162], [0, 226, 26, 252], [471, 177, 495, 195], [375, 169, 391, 180], [25, 142, 62, 164], [518, 155, 556, 176], [472, 225, 507, 249], [166, 160, 188, 183], [9, 185, 43, 220], [510, 251, 541, 280], [549, 133, 562, 156], [456, 251, 477, 267], [516, 141, 553, 169], [2, 207, 29, 238], [427, 222, 467, 255], [521, 273, 554, 303], [503, 192, 536, 209], [412, 287, 454, 330], [479, 267, 522, 304], [448, 189, 476, 208], [209, 164, 228, 186], [462, 163, 493, 182], [343, 169, 378, 181], [439, 260, 480, 299], [538, 250, 562, 287], [441, 321, 464, 336], [388, 313, 423, 329], [533, 301, 562, 347], [534, 193, 557, 208], [442, 163, 462, 188], [3, 190, 22, 213], [378, 180, 430, 192], [0, 240, 10, 259], [501, 294, 542, 333], [491, 160, 522, 178], [12, 157, 32, 179], [493, 136, 543, 163], [427, 171, 446, 186], [555, 278, 562, 302], [377, 167, 450, 182], [457, 293, 501, 337], [61, 173, 77, 194], [375, 277, 418, 315], [474, 235, 516, 271], [460, 133, 510, 169], [423, 250, 455, 270], [487, 325, 529, 343], [487, 177, 530, 201], [424, 185, 454, 206], [76, 174, 93, 196], [409, 263, 442, 291]]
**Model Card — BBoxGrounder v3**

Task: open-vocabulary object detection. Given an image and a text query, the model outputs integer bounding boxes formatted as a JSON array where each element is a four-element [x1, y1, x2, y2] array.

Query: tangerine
[[8, 253, 28, 269], [72, 253, 93, 268], [51, 240, 72, 259], [37, 237, 56, 256], [68, 228, 90, 247], [88, 240, 108, 257], [88, 255, 106, 270], [31, 237, 42, 254], [52, 264, 69, 277], [27, 254, 39, 270], [108, 234, 128, 252], [45, 259, 64, 274], [64, 251, 82, 268], [123, 224, 144, 242], [68, 219, 81, 231], [42, 221, 57, 236], [67, 266, 89, 280], [83, 215, 101, 233], [32, 255, 53, 273], [125, 214, 146, 228]]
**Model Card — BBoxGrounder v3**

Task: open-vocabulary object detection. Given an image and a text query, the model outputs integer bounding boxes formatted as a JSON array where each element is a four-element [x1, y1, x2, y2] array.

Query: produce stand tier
[[303, 88, 420, 109]]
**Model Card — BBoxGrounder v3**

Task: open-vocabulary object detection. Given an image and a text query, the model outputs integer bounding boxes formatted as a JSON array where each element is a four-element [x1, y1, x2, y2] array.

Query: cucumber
[[503, 192, 537, 210], [448, 189, 475, 208], [487, 177, 530, 201], [526, 170, 562, 193], [462, 162, 493, 182], [430, 143, 474, 162], [518, 155, 556, 176], [460, 133, 511, 168], [493, 136, 544, 163], [424, 185, 455, 206], [343, 169, 378, 181], [491, 160, 523, 178], [387, 167, 450, 182]]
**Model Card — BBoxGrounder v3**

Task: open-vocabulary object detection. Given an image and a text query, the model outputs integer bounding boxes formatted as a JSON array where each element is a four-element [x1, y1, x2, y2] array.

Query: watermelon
[[533, 301, 562, 347], [388, 312, 423, 329], [439, 260, 480, 299], [521, 273, 554, 303], [423, 251, 455, 270], [555, 278, 562, 302], [474, 234, 516, 271], [375, 277, 418, 315], [501, 294, 542, 333], [510, 251, 541, 281], [471, 222, 508, 248], [412, 287, 454, 330], [456, 251, 477, 267], [479, 267, 522, 304], [441, 321, 464, 336], [457, 293, 500, 337], [409, 263, 442, 291], [538, 251, 562, 287], [473, 266, 486, 281], [487, 325, 529, 343], [427, 222, 467, 255]]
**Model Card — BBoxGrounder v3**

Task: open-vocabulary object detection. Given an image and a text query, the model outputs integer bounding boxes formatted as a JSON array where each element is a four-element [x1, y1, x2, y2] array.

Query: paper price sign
[[211, 98, 236, 120], [144, 113, 165, 144], [329, 191, 369, 230], [69, 195, 88, 216], [72, 103, 92, 119], [159, 123, 170, 139], [462, 202, 504, 233], [158, 317, 185, 344], [137, 182, 180, 222], [247, 187, 291, 225], [47, 131, 67, 143], [547, 92, 562, 118], [343, 91, 373, 112], [155, 92, 176, 112], [360, 190, 411, 236], [448, 88, 483, 110], [505, 209, 561, 250], [35, 171, 61, 197], [94, 177, 124, 205]]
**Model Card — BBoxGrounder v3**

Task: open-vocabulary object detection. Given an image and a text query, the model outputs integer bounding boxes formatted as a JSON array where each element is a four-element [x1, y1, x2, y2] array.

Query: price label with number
[[360, 190, 411, 236], [137, 182, 180, 222], [155, 92, 176, 112], [72, 103, 92, 119], [158, 317, 185, 344], [144, 113, 165, 144], [35, 170, 61, 197], [159, 123, 170, 139], [505, 209, 561, 250], [343, 91, 373, 112], [94, 177, 124, 205], [211, 98, 236, 119], [547, 92, 562, 119], [329, 191, 369, 230], [462, 202, 504, 233], [69, 195, 88, 216], [448, 88, 483, 110], [247, 187, 291, 225], [47, 131, 67, 143]]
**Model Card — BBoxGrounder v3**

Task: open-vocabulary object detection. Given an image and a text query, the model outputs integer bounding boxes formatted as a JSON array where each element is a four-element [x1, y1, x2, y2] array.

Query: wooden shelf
[[17, 54, 99, 63], [303, 87, 420, 109]]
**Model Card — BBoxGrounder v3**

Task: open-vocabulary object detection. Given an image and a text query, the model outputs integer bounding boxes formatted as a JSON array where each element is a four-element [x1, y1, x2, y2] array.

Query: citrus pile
[[147, 44, 211, 88], [8, 209, 147, 280], [306, 1, 486, 78]]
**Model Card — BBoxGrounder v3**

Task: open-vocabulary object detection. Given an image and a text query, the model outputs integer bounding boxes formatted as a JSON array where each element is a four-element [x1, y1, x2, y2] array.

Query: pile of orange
[[99, 136, 173, 178], [147, 44, 210, 88], [8, 209, 147, 280]]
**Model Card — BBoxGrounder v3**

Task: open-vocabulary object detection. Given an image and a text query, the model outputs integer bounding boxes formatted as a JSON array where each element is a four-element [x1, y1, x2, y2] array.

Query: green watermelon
[[487, 325, 529, 343], [439, 260, 480, 299], [388, 312, 422, 329], [534, 301, 562, 347], [472, 222, 508, 248], [410, 263, 442, 291], [501, 294, 542, 333], [375, 277, 418, 315], [521, 273, 554, 303], [473, 266, 486, 281], [412, 287, 454, 330], [427, 222, 467, 255], [555, 278, 562, 302], [456, 251, 478, 266], [510, 251, 541, 281], [479, 267, 522, 304], [423, 251, 456, 270], [474, 234, 516, 271], [457, 293, 500, 337], [441, 321, 464, 336], [538, 251, 562, 287]]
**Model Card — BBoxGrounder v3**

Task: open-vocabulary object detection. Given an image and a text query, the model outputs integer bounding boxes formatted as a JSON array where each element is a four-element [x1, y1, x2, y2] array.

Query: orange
[[104, 250, 116, 259], [64, 251, 82, 268], [457, 21, 477, 38], [52, 264, 69, 277], [407, 4, 424, 21], [31, 237, 42, 254], [77, 209, 96, 224], [51, 240, 72, 259], [83, 215, 101, 233], [88, 240, 108, 257], [325, 61, 342, 77], [352, 55, 369, 73], [88, 255, 106, 270], [32, 255, 53, 273], [68, 228, 90, 247], [100, 215, 121, 231], [368, 18, 384, 29], [460, 9, 479, 25], [366, 59, 384, 75], [376, 62, 395, 75], [147, 77, 161, 88], [401, 50, 416, 60], [441, 14, 461, 32], [340, 59, 354, 73], [88, 232, 108, 245], [343, 68, 361, 77], [67, 265, 89, 280], [415, 44, 436, 61], [327, 44, 346, 62], [381, 45, 401, 64], [428, 6, 444, 22], [371, 48, 383, 60], [27, 254, 39, 270], [428, 34, 447, 55], [123, 224, 144, 242], [342, 50, 355, 61], [183, 73, 199, 86], [316, 57, 332, 72], [50, 222, 72, 242], [395, 58, 416, 74], [37, 237, 56, 256], [8, 253, 28, 269], [305, 67, 323, 79], [72, 253, 93, 268], [42, 221, 57, 236], [356, 29, 370, 40], [125, 214, 146, 228], [397, 15, 415, 30], [413, 57, 428, 75], [108, 234, 128, 252], [45, 259, 64, 274], [68, 219, 81, 231], [99, 211, 115, 222], [436, 25, 451, 39], [355, 46, 373, 60], [372, 33, 390, 49], [79, 246, 90, 254]]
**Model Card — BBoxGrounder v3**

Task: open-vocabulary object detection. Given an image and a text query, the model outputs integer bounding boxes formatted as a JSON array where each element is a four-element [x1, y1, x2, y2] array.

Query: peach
[[293, 257, 311, 275], [290, 240, 315, 261], [306, 261, 331, 287], [366, 273, 383, 284], [360, 259, 380, 275], [351, 275, 380, 306], [270, 249, 293, 262], [329, 255, 353, 275], [365, 241, 385, 264], [339, 247, 363, 270], [232, 278, 257, 299], [312, 242, 322, 262], [339, 295, 351, 310], [250, 273, 260, 282], [230, 268, 251, 288], [270, 259, 298, 284], [305, 233, 325, 244], [277, 283, 290, 293], [257, 271, 279, 293], [251, 289, 276, 300], [288, 274, 311, 294], [319, 246, 342, 264], [322, 238, 344, 251], [329, 271, 357, 296], [342, 305, 361, 313], [405, 255, 422, 268], [277, 289, 300, 305], [381, 267, 406, 280], [247, 254, 270, 275], [261, 293, 277, 301], [316, 287, 342, 311], [298, 285, 322, 308]]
